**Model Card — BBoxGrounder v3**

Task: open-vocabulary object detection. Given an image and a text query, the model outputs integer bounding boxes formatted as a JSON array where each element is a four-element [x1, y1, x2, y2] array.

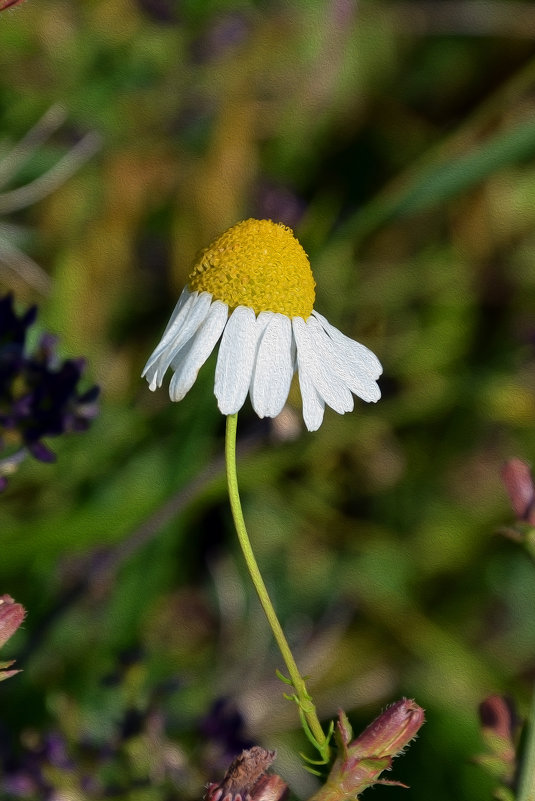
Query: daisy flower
[[142, 218, 382, 431]]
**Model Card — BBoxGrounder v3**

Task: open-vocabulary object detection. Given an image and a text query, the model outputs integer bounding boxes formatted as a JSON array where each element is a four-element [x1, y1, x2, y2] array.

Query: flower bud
[[476, 695, 517, 784], [205, 747, 288, 801], [0, 594, 25, 649], [308, 700, 425, 801], [345, 698, 425, 760], [501, 459, 535, 525], [0, 594, 25, 680]]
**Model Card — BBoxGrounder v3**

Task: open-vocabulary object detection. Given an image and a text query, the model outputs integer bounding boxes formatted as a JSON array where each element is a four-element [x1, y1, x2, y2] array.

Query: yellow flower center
[[186, 218, 316, 318]]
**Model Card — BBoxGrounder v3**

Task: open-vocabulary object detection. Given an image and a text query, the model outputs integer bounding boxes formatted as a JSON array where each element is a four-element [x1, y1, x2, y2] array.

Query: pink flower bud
[[0, 594, 25, 649], [501, 459, 535, 525], [308, 700, 425, 801], [346, 698, 425, 760], [476, 694, 517, 782], [479, 695, 517, 746]]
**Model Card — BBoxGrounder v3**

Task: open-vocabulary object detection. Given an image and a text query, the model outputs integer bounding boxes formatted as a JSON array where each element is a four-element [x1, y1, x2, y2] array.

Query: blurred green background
[[1, 0, 535, 798]]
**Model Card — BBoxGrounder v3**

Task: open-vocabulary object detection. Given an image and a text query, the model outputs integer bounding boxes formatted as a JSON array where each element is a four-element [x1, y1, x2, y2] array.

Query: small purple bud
[[36, 333, 59, 361], [501, 459, 535, 525], [28, 441, 56, 463]]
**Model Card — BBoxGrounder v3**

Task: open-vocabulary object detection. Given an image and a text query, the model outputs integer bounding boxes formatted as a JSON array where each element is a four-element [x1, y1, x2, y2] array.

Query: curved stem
[[225, 413, 329, 760]]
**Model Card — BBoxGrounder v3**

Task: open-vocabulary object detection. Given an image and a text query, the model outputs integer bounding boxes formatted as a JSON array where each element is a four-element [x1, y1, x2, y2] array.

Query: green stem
[[518, 684, 535, 801], [225, 413, 329, 760]]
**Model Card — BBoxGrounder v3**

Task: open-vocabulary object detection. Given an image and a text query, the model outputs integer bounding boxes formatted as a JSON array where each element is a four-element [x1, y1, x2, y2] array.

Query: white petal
[[312, 310, 382, 379], [251, 313, 293, 419], [293, 317, 354, 414], [215, 306, 259, 415], [157, 291, 212, 365], [143, 288, 194, 374], [307, 315, 381, 403], [161, 285, 192, 339], [296, 359, 325, 431], [142, 289, 195, 387], [142, 292, 213, 391], [168, 300, 228, 401]]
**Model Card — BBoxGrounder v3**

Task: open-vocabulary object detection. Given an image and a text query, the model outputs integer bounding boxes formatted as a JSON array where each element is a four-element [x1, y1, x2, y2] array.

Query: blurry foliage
[[0, 0, 535, 799]]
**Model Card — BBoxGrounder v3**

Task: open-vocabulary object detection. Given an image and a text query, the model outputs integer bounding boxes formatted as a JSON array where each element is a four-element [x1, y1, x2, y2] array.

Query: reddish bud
[[346, 698, 425, 760], [501, 459, 535, 525], [0, 595, 25, 679], [476, 695, 518, 783], [205, 747, 288, 801], [0, 594, 25, 648], [479, 695, 517, 745], [309, 700, 425, 801]]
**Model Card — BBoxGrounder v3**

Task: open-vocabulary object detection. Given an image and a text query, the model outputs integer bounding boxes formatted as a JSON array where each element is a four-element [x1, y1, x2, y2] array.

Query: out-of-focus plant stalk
[[0, 105, 101, 295], [499, 459, 535, 800]]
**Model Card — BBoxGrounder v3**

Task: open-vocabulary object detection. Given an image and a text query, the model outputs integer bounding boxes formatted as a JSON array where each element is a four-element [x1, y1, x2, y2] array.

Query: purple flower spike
[[0, 294, 99, 488]]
